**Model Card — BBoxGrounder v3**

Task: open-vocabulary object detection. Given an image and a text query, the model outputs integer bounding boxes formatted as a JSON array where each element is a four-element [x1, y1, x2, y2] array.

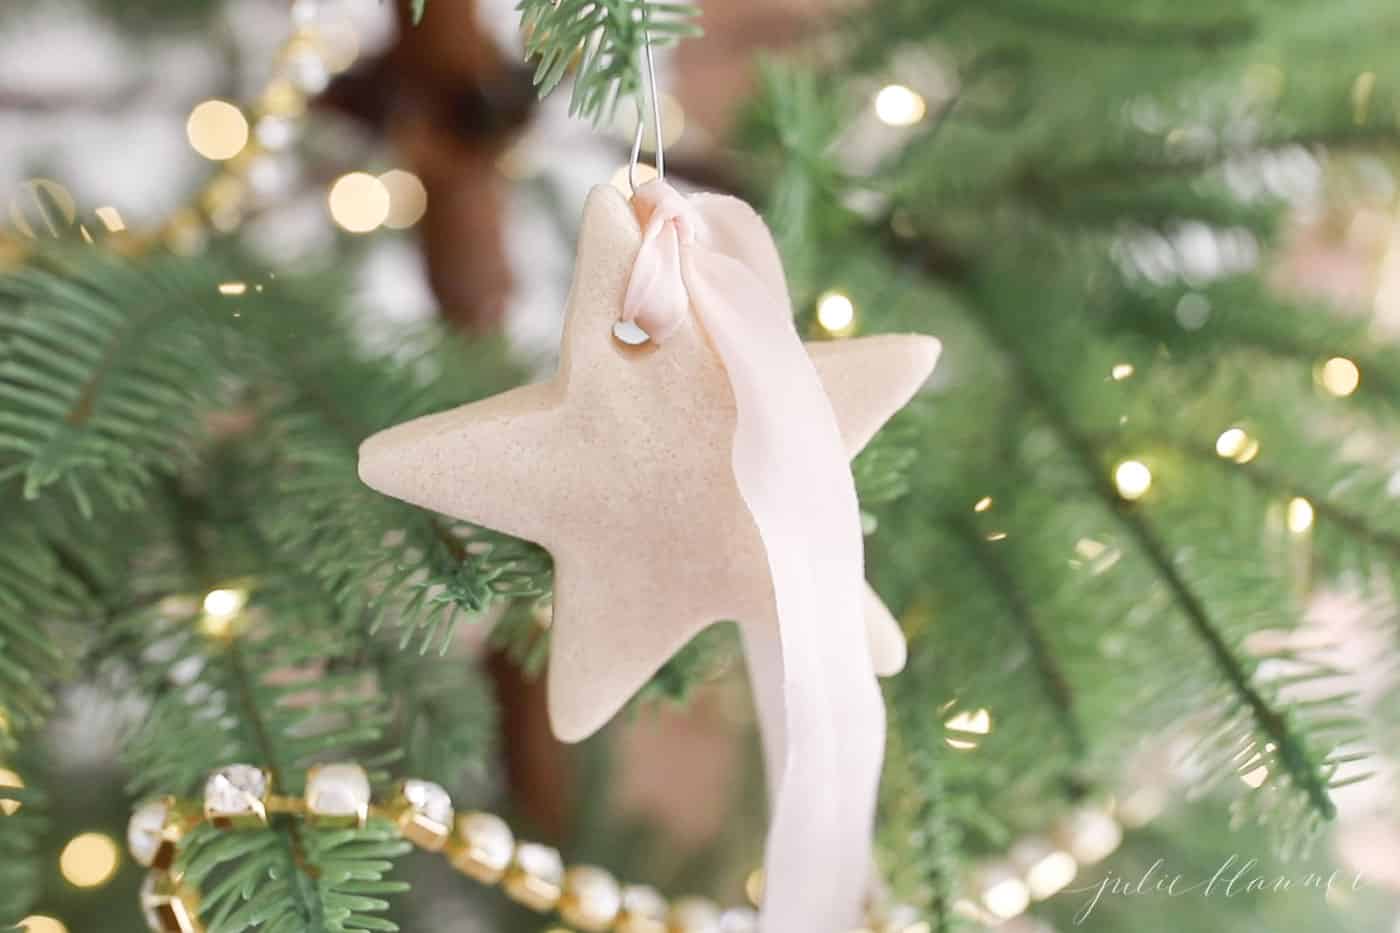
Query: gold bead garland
[[129, 762, 925, 933]]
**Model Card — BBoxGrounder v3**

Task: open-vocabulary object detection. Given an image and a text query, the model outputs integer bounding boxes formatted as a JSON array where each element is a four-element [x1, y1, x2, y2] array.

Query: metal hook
[[628, 7, 665, 195]]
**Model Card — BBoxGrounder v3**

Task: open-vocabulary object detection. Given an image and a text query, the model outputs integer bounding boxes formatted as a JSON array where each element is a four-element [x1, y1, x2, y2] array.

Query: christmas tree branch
[[946, 513, 1085, 757], [955, 285, 1338, 821], [980, 1, 1255, 47]]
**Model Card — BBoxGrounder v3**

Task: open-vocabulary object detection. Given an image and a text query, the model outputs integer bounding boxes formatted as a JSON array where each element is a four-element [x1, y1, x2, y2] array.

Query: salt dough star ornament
[[358, 184, 939, 744]]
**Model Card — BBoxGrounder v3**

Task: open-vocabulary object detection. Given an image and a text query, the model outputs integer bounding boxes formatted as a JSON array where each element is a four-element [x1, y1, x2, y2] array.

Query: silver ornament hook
[[628, 6, 665, 195]]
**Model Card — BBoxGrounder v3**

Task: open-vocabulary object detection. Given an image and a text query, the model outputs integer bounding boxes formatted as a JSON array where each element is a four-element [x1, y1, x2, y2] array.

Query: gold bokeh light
[[60, 832, 120, 888], [0, 766, 23, 815], [328, 173, 391, 234], [816, 291, 856, 335], [874, 84, 927, 127], [20, 917, 67, 933], [1319, 357, 1360, 397], [379, 170, 428, 230], [186, 100, 250, 162], [1114, 460, 1152, 500]]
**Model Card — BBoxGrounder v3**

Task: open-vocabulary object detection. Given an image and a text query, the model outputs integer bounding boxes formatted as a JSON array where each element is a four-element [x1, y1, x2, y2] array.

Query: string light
[[945, 708, 992, 750], [186, 101, 250, 161], [1111, 363, 1134, 380], [1318, 357, 1360, 397], [218, 282, 248, 296], [1241, 765, 1269, 788], [973, 496, 993, 512], [1113, 460, 1152, 501], [379, 170, 429, 230], [1215, 428, 1247, 459], [1022, 847, 1078, 900], [19, 917, 67, 933], [202, 588, 246, 618], [328, 173, 392, 234], [1287, 497, 1314, 534], [1056, 807, 1122, 865], [816, 291, 856, 335], [874, 84, 927, 127], [60, 832, 121, 888], [980, 872, 1030, 921], [0, 766, 23, 815], [201, 588, 247, 639]]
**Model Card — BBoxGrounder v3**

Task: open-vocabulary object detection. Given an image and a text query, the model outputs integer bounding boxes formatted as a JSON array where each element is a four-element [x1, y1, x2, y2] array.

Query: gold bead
[[616, 884, 669, 933], [448, 811, 515, 883], [559, 865, 622, 931], [502, 841, 564, 911], [669, 896, 721, 933], [140, 872, 203, 932], [389, 779, 455, 852]]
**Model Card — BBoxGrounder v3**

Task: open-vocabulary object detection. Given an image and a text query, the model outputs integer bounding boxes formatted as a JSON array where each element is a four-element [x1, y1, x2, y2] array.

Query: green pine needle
[[517, 0, 701, 123]]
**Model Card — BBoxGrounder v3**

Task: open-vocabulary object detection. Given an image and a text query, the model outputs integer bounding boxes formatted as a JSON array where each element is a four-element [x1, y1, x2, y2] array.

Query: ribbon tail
[[682, 244, 883, 933]]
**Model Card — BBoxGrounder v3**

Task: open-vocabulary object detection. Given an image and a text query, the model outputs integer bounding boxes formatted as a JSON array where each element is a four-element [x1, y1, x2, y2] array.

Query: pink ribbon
[[624, 180, 884, 932]]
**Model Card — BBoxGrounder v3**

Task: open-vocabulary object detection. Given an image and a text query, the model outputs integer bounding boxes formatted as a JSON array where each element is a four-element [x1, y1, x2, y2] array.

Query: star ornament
[[359, 184, 940, 744]]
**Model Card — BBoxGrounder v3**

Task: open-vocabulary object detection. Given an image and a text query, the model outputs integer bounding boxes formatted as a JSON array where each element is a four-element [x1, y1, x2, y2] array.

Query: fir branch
[[980, 1, 1255, 47], [0, 252, 234, 516], [946, 513, 1084, 756], [178, 821, 410, 933], [957, 287, 1338, 821], [519, 0, 701, 123], [0, 513, 87, 740], [881, 712, 964, 933]]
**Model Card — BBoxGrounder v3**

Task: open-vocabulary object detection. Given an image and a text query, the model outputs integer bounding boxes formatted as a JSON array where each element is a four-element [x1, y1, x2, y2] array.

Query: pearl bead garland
[[128, 761, 924, 933]]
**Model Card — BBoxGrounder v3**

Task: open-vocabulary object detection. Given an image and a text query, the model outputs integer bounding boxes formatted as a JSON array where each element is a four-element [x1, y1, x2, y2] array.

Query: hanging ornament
[[360, 178, 939, 931]]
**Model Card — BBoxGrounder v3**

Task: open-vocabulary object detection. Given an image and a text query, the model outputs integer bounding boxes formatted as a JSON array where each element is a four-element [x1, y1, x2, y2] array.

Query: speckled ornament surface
[[358, 184, 938, 744]]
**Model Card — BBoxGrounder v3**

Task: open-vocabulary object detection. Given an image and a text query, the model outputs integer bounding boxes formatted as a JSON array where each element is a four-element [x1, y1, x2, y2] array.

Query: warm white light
[[1215, 428, 1247, 459], [328, 172, 391, 234], [1319, 357, 1360, 397], [1241, 765, 1269, 788], [379, 170, 428, 230], [202, 588, 246, 618], [1236, 438, 1260, 463], [986, 531, 1008, 541], [1118, 785, 1168, 827], [874, 84, 927, 127], [816, 291, 856, 334], [974, 496, 993, 512], [187, 100, 249, 161], [60, 832, 120, 888], [20, 917, 67, 933], [1114, 460, 1152, 500], [218, 282, 248, 296], [1287, 497, 1314, 534], [982, 877, 1030, 920], [1027, 850, 1078, 900], [1111, 363, 1134, 380], [1059, 808, 1122, 865], [946, 708, 992, 750], [0, 767, 23, 815]]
